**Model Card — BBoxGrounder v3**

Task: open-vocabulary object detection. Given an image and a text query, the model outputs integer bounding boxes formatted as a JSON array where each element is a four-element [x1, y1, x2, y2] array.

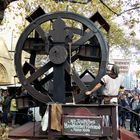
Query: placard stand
[[48, 104, 118, 140]]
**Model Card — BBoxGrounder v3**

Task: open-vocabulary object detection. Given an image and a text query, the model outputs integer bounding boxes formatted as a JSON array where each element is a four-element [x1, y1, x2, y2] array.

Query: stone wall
[[0, 37, 15, 85]]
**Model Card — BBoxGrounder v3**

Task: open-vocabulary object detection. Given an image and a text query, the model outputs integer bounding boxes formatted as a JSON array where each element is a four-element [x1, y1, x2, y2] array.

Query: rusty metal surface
[[119, 127, 140, 140]]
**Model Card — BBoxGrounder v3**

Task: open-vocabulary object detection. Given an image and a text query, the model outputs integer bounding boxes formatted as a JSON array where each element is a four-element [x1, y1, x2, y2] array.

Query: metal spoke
[[27, 61, 53, 84], [72, 30, 96, 51], [34, 25, 46, 40], [64, 61, 87, 91]]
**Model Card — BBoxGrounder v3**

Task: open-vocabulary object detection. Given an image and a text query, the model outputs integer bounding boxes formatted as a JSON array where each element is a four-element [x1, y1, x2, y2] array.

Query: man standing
[[85, 64, 124, 104], [85, 64, 124, 140]]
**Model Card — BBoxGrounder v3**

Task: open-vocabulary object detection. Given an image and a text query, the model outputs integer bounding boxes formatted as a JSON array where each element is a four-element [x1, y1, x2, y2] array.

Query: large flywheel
[[14, 11, 108, 104]]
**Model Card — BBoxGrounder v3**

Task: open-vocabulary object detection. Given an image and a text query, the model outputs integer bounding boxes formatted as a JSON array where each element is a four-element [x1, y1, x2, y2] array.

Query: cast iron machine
[[14, 7, 118, 140], [14, 7, 108, 104]]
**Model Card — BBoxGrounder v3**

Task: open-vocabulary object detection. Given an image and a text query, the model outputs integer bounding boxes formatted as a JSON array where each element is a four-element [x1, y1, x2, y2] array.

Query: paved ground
[[6, 120, 140, 140]]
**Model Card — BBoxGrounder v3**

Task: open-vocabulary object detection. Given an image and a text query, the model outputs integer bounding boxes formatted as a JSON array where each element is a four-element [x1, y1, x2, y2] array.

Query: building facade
[[0, 37, 15, 85], [113, 59, 136, 90]]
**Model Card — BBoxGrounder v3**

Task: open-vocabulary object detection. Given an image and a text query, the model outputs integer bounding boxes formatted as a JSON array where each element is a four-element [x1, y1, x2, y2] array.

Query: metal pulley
[[49, 46, 68, 64]]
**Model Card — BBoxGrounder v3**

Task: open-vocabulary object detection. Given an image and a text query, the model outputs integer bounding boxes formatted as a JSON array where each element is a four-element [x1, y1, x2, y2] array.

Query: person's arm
[[85, 83, 102, 95]]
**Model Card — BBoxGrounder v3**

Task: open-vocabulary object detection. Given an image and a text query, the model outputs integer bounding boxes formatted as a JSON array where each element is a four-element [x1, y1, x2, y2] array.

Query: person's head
[[3, 90, 8, 97], [133, 94, 139, 100], [107, 64, 120, 78], [127, 92, 132, 97], [111, 64, 120, 77], [122, 94, 126, 99]]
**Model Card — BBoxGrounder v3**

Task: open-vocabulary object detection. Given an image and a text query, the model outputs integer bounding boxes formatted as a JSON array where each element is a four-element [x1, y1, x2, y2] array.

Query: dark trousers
[[119, 111, 126, 127], [130, 112, 139, 131], [2, 112, 8, 125]]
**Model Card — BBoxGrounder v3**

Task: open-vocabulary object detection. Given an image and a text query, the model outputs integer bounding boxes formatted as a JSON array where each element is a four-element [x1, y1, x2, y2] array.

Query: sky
[[114, 13, 140, 40], [0, 1, 25, 50]]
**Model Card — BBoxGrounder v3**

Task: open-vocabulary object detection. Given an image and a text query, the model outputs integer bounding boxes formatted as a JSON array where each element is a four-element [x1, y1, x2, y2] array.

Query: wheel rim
[[15, 11, 108, 103]]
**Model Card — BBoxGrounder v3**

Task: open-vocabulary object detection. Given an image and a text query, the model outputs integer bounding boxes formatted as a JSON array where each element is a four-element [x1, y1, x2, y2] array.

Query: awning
[[0, 83, 21, 90]]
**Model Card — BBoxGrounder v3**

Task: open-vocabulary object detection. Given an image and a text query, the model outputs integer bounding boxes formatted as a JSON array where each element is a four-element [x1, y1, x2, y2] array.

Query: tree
[[2, 0, 140, 46], [1, 0, 126, 45], [1, 0, 140, 73], [0, 0, 18, 23]]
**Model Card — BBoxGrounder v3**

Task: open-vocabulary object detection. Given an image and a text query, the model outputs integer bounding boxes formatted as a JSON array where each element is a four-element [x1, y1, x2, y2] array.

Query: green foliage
[[73, 60, 99, 75], [3, 0, 140, 72], [3, 0, 131, 47], [24, 0, 127, 47], [131, 39, 140, 50], [136, 68, 140, 78], [109, 23, 128, 47]]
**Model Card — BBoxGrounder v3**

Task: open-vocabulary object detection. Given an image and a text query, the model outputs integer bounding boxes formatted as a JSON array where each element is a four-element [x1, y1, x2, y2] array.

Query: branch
[[100, 0, 140, 16], [118, 5, 140, 16], [99, 0, 119, 16]]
